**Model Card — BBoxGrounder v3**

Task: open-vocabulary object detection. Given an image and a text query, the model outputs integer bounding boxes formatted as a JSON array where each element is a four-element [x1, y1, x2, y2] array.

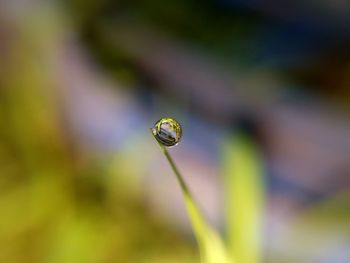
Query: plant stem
[[160, 144, 191, 196], [151, 130, 234, 263]]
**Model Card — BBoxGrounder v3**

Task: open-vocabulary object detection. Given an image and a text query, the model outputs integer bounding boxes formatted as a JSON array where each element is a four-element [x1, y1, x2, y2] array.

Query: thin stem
[[151, 128, 191, 196], [160, 144, 191, 196], [151, 129, 235, 263]]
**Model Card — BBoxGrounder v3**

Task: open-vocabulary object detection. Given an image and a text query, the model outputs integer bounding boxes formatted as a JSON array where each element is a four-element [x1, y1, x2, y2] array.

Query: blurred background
[[0, 0, 349, 262]]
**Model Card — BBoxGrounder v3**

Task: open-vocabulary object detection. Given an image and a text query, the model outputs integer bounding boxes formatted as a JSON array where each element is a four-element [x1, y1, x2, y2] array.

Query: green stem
[[160, 144, 191, 196], [151, 129, 234, 263]]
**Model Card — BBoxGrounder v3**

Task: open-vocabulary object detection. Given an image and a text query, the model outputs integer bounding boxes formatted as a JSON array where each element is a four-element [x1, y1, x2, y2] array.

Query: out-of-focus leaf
[[222, 132, 265, 263]]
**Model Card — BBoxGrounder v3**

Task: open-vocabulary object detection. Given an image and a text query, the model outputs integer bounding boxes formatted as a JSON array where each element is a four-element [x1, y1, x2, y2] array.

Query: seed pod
[[152, 117, 182, 147]]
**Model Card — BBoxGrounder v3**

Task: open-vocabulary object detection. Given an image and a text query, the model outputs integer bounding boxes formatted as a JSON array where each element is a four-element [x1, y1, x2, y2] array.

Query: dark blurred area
[[0, 0, 349, 262]]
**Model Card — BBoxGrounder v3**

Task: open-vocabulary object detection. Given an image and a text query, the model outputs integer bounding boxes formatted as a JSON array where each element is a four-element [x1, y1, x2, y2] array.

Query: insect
[[152, 117, 182, 147]]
